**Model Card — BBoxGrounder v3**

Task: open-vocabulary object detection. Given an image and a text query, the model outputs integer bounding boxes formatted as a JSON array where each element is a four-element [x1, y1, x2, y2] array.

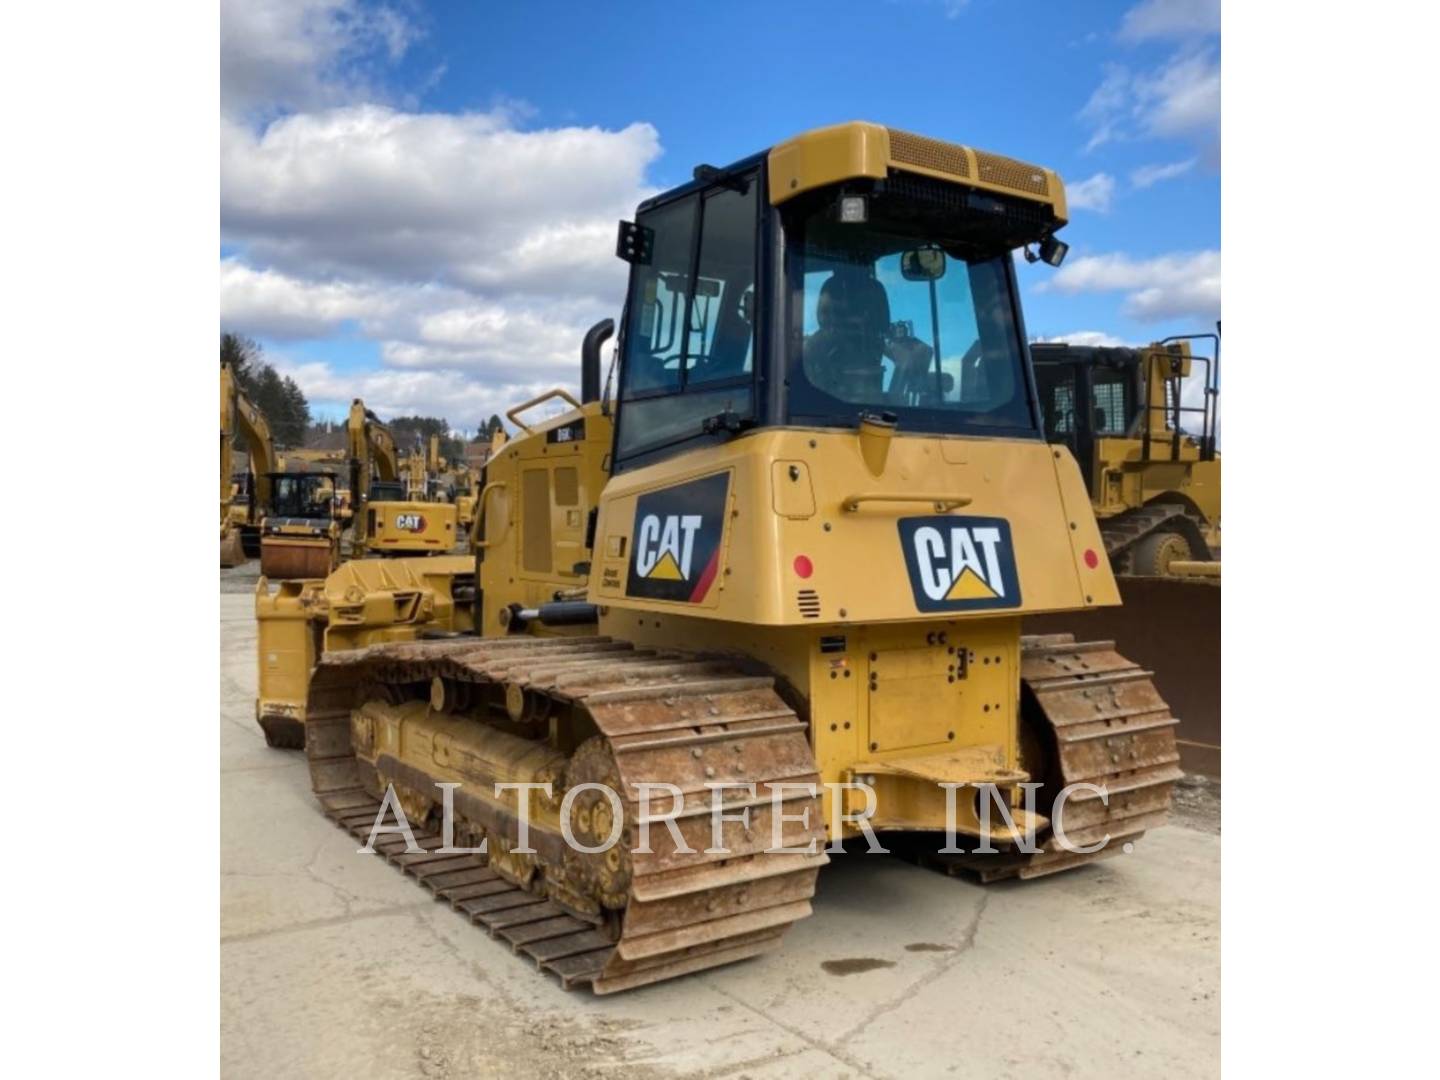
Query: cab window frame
[[613, 165, 763, 472], [776, 184, 1045, 442]]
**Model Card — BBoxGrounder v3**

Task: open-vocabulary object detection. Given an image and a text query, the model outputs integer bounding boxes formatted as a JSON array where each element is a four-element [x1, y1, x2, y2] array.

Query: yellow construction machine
[[349, 403, 460, 557], [1031, 338, 1220, 576], [257, 469, 344, 580], [281, 123, 1181, 994], [220, 361, 277, 566], [254, 341, 616, 748], [285, 449, 353, 523], [455, 425, 510, 531]]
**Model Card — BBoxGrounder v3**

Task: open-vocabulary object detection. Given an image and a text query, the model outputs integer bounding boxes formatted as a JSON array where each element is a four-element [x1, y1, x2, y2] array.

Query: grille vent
[[797, 590, 821, 619], [973, 150, 1050, 196], [887, 128, 971, 178]]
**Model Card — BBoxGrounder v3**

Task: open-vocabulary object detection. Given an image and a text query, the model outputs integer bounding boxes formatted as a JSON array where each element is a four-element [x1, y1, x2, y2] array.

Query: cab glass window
[[617, 179, 758, 462], [785, 199, 1035, 436]]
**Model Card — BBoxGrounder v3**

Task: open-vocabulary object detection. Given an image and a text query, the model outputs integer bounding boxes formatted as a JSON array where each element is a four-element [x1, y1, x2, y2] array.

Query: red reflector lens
[[1083, 549, 1099, 569], [793, 555, 814, 579]]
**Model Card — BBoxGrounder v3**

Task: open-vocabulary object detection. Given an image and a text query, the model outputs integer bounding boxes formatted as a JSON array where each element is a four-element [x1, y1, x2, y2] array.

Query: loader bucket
[[1024, 577, 1220, 778]]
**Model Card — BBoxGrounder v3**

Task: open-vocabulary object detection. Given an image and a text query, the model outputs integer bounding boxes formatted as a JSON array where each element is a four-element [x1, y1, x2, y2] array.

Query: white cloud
[[1080, 65, 1132, 152], [1034, 331, 1131, 348], [219, 259, 390, 338], [1131, 158, 1197, 189], [1080, 48, 1219, 155], [221, 106, 659, 301], [220, 259, 614, 390], [1119, 0, 1220, 43], [1137, 50, 1220, 142], [220, 0, 417, 119], [1067, 172, 1116, 213], [271, 357, 580, 432], [218, 0, 656, 432], [1039, 249, 1220, 323]]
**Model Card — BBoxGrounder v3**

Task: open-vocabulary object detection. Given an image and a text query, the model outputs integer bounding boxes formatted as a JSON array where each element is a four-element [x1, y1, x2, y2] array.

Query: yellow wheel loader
[[284, 123, 1182, 994]]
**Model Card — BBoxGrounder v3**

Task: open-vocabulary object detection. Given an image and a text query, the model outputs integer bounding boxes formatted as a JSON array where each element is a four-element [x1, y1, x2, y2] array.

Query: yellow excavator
[[349, 403, 460, 556], [1031, 336, 1220, 576], [276, 123, 1181, 995], [220, 361, 277, 567]]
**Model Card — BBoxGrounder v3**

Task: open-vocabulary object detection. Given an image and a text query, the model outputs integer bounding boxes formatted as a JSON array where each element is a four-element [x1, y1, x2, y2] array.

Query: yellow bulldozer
[[268, 122, 1182, 994], [1031, 336, 1220, 576]]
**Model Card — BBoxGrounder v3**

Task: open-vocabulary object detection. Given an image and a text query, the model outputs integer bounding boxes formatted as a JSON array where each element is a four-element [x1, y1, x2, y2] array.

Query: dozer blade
[[1025, 577, 1218, 779]]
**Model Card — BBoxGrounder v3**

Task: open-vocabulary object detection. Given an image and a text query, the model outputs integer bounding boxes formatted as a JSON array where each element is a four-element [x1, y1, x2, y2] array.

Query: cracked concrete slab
[[220, 594, 1220, 1078]]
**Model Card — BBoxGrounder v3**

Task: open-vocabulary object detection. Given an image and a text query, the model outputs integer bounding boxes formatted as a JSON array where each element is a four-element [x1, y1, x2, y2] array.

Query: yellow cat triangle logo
[[647, 550, 685, 580], [945, 566, 998, 601]]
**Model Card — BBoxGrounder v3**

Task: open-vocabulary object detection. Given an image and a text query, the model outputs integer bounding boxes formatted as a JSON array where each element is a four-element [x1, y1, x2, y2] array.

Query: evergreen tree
[[220, 333, 311, 448]]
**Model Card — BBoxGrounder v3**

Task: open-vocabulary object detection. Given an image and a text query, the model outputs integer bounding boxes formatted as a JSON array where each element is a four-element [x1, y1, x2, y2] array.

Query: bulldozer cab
[[599, 122, 1112, 632], [612, 148, 1052, 472], [1031, 338, 1218, 498], [1032, 350, 1143, 491]]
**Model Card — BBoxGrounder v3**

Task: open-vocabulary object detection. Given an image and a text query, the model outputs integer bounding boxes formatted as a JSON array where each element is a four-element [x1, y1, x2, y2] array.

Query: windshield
[[270, 475, 334, 519], [786, 206, 1035, 435]]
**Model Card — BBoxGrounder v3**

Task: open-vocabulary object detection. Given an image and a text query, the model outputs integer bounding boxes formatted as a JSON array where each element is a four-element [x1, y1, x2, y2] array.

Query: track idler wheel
[[1130, 530, 1192, 576]]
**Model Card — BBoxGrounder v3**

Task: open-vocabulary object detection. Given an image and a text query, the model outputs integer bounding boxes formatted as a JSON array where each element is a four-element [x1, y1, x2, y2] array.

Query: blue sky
[[220, 0, 1219, 430]]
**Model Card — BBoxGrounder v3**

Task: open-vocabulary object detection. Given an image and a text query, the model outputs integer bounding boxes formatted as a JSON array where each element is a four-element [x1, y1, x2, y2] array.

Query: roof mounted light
[[839, 195, 868, 224], [1023, 236, 1068, 267], [1039, 235, 1068, 267]]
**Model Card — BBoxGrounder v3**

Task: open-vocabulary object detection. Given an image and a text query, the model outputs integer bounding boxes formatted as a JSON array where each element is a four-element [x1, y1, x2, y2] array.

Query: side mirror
[[901, 247, 946, 281]]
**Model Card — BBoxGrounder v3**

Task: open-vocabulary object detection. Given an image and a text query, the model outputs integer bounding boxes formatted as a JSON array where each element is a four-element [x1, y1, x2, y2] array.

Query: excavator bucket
[[220, 527, 247, 568], [1025, 577, 1219, 778]]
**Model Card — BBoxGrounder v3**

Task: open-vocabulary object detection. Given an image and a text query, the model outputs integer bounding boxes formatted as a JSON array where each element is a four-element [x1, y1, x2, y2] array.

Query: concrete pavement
[[221, 593, 1219, 1079]]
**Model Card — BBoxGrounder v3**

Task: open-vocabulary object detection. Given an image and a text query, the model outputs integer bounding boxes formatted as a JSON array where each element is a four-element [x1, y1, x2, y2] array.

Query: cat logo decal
[[898, 516, 1021, 612], [627, 473, 729, 603]]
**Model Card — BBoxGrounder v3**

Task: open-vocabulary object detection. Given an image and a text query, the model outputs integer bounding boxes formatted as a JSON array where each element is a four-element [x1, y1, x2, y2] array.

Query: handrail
[[474, 481, 510, 549], [506, 388, 582, 433], [842, 493, 972, 512]]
